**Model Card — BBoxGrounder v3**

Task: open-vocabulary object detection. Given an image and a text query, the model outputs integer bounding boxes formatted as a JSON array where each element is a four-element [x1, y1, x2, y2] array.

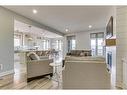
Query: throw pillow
[[27, 52, 40, 60], [80, 52, 84, 56]]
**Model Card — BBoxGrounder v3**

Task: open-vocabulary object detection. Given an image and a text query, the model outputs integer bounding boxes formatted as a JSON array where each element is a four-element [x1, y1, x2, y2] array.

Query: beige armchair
[[26, 52, 53, 82]]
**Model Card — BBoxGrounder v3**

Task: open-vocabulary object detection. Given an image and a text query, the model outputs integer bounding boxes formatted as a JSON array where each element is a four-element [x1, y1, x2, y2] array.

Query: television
[[106, 16, 113, 39]]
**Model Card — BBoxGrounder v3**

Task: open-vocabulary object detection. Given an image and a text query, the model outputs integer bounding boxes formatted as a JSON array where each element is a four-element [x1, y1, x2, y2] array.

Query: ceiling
[[5, 6, 113, 34], [14, 20, 62, 38]]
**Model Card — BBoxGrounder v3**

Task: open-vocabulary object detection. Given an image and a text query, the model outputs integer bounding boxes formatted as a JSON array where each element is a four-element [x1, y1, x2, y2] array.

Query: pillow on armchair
[[36, 51, 42, 56], [80, 52, 85, 56], [80, 52, 89, 56], [27, 52, 40, 60]]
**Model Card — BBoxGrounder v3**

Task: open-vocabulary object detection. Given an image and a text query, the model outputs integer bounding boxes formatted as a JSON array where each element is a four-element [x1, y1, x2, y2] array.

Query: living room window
[[90, 32, 104, 56], [67, 35, 76, 52]]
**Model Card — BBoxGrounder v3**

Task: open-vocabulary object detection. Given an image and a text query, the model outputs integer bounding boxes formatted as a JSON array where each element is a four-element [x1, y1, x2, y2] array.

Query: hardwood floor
[[0, 64, 62, 89]]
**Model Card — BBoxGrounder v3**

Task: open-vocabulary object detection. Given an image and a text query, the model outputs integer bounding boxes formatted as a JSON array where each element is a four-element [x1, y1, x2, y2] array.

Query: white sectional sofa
[[62, 56, 110, 89]]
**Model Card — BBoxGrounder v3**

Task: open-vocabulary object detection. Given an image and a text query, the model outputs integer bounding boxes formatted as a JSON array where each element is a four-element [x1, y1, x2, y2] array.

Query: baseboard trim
[[0, 70, 14, 77]]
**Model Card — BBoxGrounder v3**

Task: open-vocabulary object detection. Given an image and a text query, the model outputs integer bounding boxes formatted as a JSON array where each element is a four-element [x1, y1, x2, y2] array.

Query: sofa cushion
[[65, 56, 105, 62], [80, 52, 84, 56], [68, 50, 91, 56]]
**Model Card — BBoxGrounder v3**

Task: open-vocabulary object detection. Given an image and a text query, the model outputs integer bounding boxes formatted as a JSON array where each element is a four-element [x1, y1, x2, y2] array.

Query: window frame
[[90, 32, 104, 56]]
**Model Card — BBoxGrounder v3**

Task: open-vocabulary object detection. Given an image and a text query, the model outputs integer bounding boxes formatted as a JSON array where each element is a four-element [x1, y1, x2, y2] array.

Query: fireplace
[[107, 51, 112, 71]]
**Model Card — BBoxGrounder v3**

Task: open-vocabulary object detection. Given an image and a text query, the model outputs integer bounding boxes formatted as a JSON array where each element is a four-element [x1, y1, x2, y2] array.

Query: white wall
[[76, 31, 91, 50], [0, 7, 14, 76], [116, 7, 127, 89]]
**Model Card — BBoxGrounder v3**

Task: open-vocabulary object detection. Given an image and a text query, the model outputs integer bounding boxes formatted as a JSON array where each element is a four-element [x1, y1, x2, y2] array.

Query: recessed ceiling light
[[88, 25, 92, 28], [65, 29, 69, 32], [33, 9, 37, 14]]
